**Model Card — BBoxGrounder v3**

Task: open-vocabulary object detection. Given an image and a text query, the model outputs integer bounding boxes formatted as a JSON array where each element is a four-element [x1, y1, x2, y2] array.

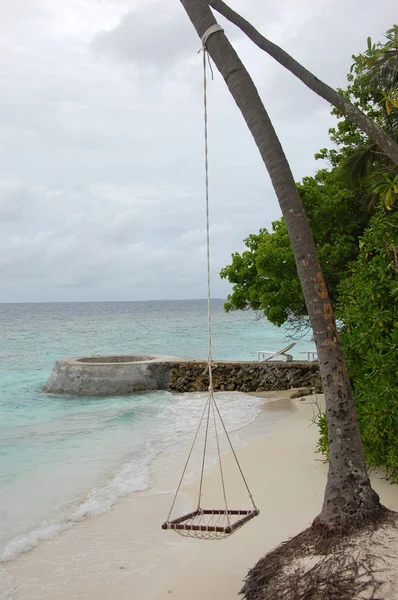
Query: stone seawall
[[43, 355, 322, 396], [169, 361, 321, 394]]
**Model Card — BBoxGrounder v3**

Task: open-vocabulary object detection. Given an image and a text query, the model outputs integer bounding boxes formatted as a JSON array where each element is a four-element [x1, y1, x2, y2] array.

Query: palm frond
[[368, 49, 398, 89], [339, 142, 388, 186]]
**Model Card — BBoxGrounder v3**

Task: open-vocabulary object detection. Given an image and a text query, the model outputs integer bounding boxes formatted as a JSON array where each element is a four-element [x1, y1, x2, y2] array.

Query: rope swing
[[161, 24, 259, 540]]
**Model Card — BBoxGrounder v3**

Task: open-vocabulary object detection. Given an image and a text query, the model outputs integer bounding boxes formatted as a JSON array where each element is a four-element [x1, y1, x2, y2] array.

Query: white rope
[[201, 23, 224, 48], [166, 394, 210, 522], [211, 393, 231, 526], [193, 38, 214, 513], [200, 33, 257, 513], [213, 399, 258, 511], [196, 385, 212, 509], [203, 42, 213, 392]]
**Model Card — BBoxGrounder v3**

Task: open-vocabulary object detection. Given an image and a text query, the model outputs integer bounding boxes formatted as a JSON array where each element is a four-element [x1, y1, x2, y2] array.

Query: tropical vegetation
[[220, 26, 398, 481]]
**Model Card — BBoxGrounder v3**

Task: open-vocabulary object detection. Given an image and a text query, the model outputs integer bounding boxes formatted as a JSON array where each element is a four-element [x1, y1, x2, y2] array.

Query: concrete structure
[[43, 354, 185, 396], [43, 355, 321, 396]]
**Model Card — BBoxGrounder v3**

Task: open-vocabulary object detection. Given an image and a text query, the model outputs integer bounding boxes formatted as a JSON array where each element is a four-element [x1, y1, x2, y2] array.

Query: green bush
[[318, 209, 398, 481], [316, 412, 329, 460]]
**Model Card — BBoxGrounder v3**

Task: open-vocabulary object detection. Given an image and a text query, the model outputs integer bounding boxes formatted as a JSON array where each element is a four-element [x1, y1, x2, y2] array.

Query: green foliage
[[373, 173, 398, 210], [337, 209, 398, 481], [318, 209, 398, 480], [314, 27, 398, 480], [220, 168, 366, 328], [220, 221, 305, 326], [351, 26, 398, 95], [319, 25, 398, 210], [316, 411, 329, 460], [222, 27, 397, 328], [221, 25, 397, 329], [222, 26, 398, 480]]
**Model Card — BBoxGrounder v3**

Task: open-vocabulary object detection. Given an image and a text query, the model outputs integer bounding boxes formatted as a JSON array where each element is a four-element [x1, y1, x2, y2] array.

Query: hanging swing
[[161, 24, 259, 541]]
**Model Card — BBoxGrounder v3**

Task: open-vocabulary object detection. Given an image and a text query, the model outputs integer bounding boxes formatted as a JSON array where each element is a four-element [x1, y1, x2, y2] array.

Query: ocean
[[0, 300, 313, 563]]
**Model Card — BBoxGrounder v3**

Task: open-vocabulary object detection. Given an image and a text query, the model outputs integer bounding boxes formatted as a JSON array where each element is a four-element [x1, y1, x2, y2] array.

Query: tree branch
[[208, 0, 398, 166]]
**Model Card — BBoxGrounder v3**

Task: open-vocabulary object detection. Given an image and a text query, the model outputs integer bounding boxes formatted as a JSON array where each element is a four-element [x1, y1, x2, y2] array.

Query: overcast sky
[[0, 0, 395, 303]]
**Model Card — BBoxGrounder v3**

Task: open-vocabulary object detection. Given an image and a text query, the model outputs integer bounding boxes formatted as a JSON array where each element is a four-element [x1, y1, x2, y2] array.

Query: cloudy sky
[[0, 0, 395, 302]]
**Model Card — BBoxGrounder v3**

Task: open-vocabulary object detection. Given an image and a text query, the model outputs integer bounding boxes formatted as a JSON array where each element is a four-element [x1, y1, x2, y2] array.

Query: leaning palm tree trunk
[[207, 0, 398, 167], [180, 0, 381, 526]]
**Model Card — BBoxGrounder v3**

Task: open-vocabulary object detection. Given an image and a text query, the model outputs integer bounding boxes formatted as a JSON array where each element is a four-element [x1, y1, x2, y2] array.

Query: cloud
[[0, 0, 396, 302], [91, 2, 198, 69], [0, 181, 241, 301], [0, 0, 46, 28], [0, 182, 38, 222]]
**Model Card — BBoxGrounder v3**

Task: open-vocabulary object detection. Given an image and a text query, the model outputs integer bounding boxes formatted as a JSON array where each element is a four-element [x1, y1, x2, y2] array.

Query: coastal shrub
[[220, 169, 366, 328], [221, 25, 398, 481], [318, 209, 398, 481], [315, 412, 329, 461]]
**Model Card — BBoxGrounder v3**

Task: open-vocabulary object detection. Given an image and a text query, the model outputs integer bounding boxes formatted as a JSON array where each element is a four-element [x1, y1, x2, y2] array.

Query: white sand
[[3, 392, 397, 600]]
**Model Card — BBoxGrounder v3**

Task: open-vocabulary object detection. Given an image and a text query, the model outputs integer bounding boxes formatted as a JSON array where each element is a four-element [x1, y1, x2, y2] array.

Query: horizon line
[[0, 298, 227, 305]]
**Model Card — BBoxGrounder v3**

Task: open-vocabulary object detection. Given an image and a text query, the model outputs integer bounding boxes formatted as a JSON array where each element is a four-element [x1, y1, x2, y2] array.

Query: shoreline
[[1, 390, 297, 599], [3, 392, 397, 600], [0, 389, 262, 563]]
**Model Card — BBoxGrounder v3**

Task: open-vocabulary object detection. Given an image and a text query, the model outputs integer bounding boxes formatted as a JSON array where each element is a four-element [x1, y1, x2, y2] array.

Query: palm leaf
[[339, 142, 387, 186]]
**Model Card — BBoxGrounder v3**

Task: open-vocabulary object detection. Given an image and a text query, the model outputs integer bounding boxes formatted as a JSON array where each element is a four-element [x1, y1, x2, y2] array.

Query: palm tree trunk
[[207, 0, 398, 167], [180, 0, 381, 526]]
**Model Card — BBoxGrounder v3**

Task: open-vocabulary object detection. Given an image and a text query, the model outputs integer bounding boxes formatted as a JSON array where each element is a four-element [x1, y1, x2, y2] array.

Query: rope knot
[[201, 23, 224, 49]]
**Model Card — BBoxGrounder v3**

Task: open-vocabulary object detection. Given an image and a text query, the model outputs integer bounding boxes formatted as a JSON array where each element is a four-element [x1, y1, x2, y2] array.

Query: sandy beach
[[3, 391, 398, 600]]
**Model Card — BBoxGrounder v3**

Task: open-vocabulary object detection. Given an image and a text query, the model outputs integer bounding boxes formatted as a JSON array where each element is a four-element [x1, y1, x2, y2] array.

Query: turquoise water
[[0, 300, 313, 560]]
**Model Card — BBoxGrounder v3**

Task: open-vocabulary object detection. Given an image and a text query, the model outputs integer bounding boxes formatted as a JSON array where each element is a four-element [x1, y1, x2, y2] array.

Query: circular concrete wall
[[76, 355, 157, 364], [42, 354, 184, 396]]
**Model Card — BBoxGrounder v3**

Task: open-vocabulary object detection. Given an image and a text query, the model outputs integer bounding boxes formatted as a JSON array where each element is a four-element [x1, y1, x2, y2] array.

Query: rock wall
[[42, 355, 322, 396], [169, 361, 322, 394]]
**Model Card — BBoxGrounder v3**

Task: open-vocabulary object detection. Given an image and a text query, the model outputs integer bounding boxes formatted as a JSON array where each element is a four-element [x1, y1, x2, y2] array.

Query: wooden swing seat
[[162, 508, 259, 539]]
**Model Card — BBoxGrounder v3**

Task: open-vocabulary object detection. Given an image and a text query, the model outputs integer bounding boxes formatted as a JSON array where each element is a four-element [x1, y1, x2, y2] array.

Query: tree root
[[241, 509, 398, 600]]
